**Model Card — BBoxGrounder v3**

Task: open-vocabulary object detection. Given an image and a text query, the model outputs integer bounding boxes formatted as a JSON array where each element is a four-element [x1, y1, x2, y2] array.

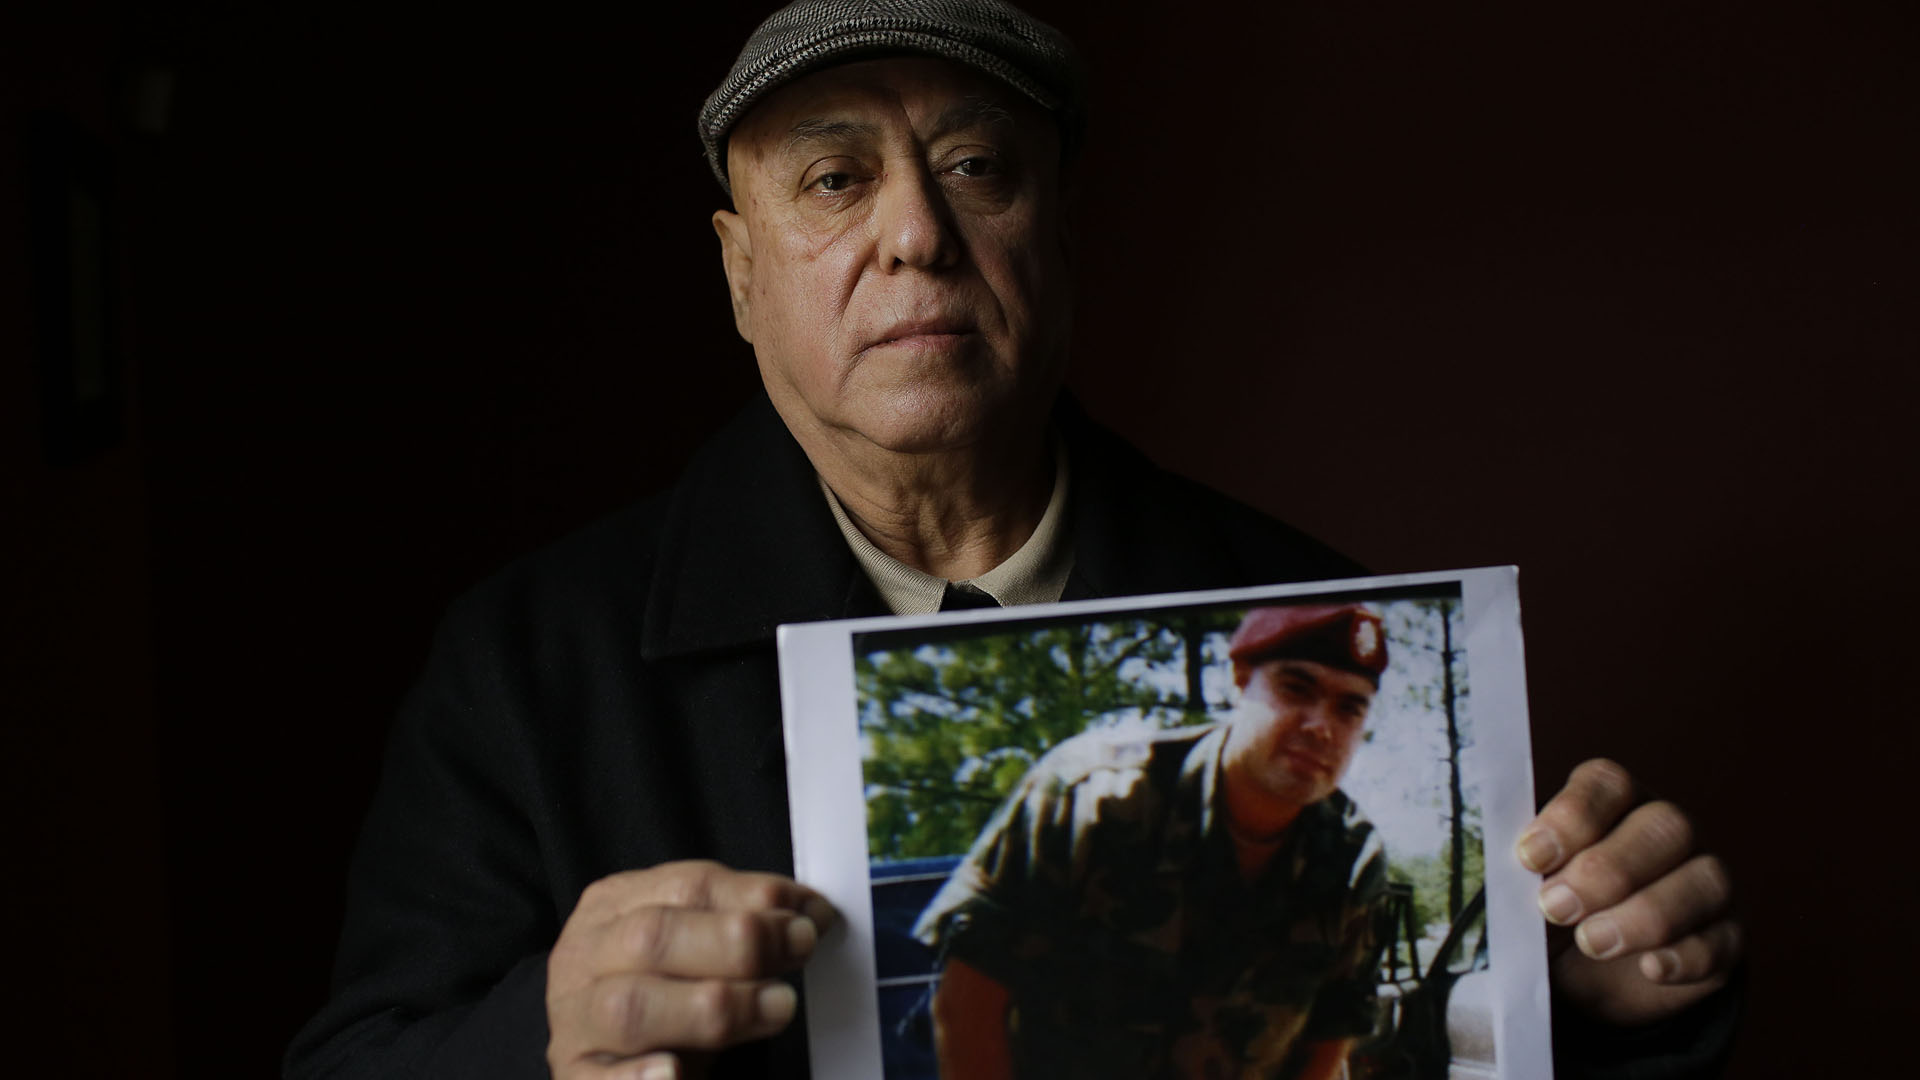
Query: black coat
[[284, 393, 1362, 1078], [286, 394, 1736, 1079]]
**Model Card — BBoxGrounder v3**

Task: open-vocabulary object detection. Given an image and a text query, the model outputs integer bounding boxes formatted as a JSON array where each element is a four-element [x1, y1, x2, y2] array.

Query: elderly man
[[286, 2, 1741, 1079], [913, 604, 1396, 1079]]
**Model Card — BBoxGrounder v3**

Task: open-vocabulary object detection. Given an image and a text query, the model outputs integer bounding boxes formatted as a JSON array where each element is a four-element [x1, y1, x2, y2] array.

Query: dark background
[[4, 1, 1913, 1075]]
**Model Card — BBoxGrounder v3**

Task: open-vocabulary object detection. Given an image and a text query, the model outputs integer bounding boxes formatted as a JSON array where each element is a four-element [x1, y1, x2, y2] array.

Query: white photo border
[[777, 566, 1551, 1078]]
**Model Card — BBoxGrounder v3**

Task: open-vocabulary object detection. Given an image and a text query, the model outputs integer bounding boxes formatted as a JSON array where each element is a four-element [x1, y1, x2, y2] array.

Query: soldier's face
[[711, 57, 1072, 458], [1224, 660, 1375, 811]]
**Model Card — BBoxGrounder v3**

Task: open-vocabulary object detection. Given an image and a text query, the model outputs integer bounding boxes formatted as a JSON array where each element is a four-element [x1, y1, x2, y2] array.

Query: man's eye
[[1278, 680, 1316, 702], [952, 156, 1003, 178], [809, 171, 853, 192]]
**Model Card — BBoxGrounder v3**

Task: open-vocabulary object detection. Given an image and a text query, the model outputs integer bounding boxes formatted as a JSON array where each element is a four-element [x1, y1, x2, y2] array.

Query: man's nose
[[872, 165, 960, 272], [1298, 703, 1338, 742]]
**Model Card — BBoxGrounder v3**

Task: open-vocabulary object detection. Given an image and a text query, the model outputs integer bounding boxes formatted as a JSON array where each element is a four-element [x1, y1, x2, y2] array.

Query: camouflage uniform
[[913, 724, 1389, 1079]]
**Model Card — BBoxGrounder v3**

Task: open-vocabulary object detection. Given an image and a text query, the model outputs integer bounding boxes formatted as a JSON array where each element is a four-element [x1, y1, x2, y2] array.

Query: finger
[[558, 1047, 717, 1080], [584, 1052, 682, 1080], [1516, 758, 1639, 875], [1637, 918, 1744, 985], [556, 973, 799, 1060], [583, 904, 822, 979], [578, 862, 838, 929], [1539, 799, 1696, 927], [1568, 853, 1733, 961]]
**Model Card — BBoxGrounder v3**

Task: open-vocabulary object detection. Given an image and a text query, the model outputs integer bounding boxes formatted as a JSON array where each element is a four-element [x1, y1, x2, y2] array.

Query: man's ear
[[712, 208, 754, 344]]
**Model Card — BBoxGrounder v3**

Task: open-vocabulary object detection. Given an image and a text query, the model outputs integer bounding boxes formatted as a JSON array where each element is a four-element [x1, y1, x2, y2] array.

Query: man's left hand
[[1517, 759, 1742, 1027]]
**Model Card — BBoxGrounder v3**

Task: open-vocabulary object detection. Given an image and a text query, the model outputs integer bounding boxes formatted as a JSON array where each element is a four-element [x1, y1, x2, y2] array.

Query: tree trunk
[[1183, 619, 1207, 721], [1442, 603, 1466, 922]]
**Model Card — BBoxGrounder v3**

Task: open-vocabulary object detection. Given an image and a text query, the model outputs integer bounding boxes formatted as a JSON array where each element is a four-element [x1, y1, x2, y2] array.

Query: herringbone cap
[[699, 0, 1085, 193]]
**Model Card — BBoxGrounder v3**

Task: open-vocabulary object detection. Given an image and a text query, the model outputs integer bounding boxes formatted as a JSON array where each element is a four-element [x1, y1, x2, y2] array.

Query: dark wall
[[6, 1, 1912, 1076]]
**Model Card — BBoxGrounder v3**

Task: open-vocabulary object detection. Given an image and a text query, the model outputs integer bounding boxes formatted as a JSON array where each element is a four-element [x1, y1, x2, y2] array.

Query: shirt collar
[[820, 438, 1074, 615]]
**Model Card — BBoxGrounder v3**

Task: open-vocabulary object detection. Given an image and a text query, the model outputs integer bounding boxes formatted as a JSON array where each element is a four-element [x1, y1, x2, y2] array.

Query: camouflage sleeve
[[910, 757, 1078, 988], [1300, 829, 1392, 1042]]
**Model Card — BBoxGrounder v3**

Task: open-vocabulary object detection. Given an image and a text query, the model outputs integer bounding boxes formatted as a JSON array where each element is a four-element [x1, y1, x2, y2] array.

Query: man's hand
[[546, 860, 838, 1080], [1517, 759, 1742, 1027]]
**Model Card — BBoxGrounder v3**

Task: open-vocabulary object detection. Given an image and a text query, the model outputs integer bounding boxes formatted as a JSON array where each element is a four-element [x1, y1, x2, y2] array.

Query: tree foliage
[[858, 613, 1237, 860]]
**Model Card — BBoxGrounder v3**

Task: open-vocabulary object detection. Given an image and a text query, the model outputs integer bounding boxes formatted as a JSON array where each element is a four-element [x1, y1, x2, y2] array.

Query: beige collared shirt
[[820, 445, 1074, 615]]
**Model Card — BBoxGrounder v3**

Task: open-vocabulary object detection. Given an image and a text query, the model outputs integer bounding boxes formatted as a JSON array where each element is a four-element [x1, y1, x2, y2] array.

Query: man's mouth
[[1279, 748, 1333, 775], [866, 316, 977, 351]]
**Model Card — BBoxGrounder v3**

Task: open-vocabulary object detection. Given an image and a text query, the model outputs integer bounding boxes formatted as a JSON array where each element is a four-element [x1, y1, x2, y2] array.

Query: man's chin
[[1261, 763, 1334, 805], [844, 390, 1040, 457]]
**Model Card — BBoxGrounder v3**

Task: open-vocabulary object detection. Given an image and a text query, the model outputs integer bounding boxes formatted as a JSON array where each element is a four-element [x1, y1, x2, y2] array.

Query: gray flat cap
[[698, 0, 1084, 194]]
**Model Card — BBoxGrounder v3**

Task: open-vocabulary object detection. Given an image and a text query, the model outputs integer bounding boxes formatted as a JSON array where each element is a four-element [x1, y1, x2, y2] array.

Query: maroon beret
[[1227, 604, 1388, 687]]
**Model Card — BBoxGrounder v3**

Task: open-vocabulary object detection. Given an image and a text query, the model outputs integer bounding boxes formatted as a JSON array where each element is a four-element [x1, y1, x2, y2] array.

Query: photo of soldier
[[853, 590, 1488, 1079]]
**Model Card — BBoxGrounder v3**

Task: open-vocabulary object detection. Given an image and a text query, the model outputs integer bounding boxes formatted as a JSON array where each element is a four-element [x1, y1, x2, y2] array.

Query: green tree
[[858, 615, 1232, 860]]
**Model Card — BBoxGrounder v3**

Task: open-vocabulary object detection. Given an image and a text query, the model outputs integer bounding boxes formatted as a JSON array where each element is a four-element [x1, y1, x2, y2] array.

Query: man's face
[[1223, 659, 1376, 813], [711, 57, 1072, 456]]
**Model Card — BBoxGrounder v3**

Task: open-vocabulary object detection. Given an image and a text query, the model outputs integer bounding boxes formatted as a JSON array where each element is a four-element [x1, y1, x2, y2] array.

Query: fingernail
[[757, 982, 797, 1026], [1576, 915, 1623, 959], [1539, 883, 1583, 925], [639, 1060, 678, 1080], [1640, 948, 1679, 981], [786, 915, 818, 958], [1516, 828, 1561, 873], [802, 897, 837, 929]]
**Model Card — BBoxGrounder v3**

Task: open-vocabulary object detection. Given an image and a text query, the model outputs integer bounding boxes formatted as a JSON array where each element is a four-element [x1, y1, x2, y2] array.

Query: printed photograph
[[850, 587, 1493, 1079]]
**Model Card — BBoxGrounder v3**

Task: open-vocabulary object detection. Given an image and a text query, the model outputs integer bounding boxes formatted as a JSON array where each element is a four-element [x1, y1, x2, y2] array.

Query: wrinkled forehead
[[724, 56, 1050, 176]]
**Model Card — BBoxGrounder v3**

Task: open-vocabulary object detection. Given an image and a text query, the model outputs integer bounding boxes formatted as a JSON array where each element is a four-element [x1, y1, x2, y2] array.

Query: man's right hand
[[545, 860, 838, 1080]]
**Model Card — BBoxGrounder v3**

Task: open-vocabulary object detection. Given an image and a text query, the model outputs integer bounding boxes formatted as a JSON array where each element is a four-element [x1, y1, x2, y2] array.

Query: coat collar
[[640, 393, 883, 661], [1055, 394, 1285, 602], [639, 391, 1302, 660]]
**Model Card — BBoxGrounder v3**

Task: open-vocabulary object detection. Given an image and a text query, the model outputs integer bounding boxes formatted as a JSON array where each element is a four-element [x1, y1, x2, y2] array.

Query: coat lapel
[[1058, 395, 1367, 601], [1062, 396, 1259, 601], [640, 393, 885, 662]]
